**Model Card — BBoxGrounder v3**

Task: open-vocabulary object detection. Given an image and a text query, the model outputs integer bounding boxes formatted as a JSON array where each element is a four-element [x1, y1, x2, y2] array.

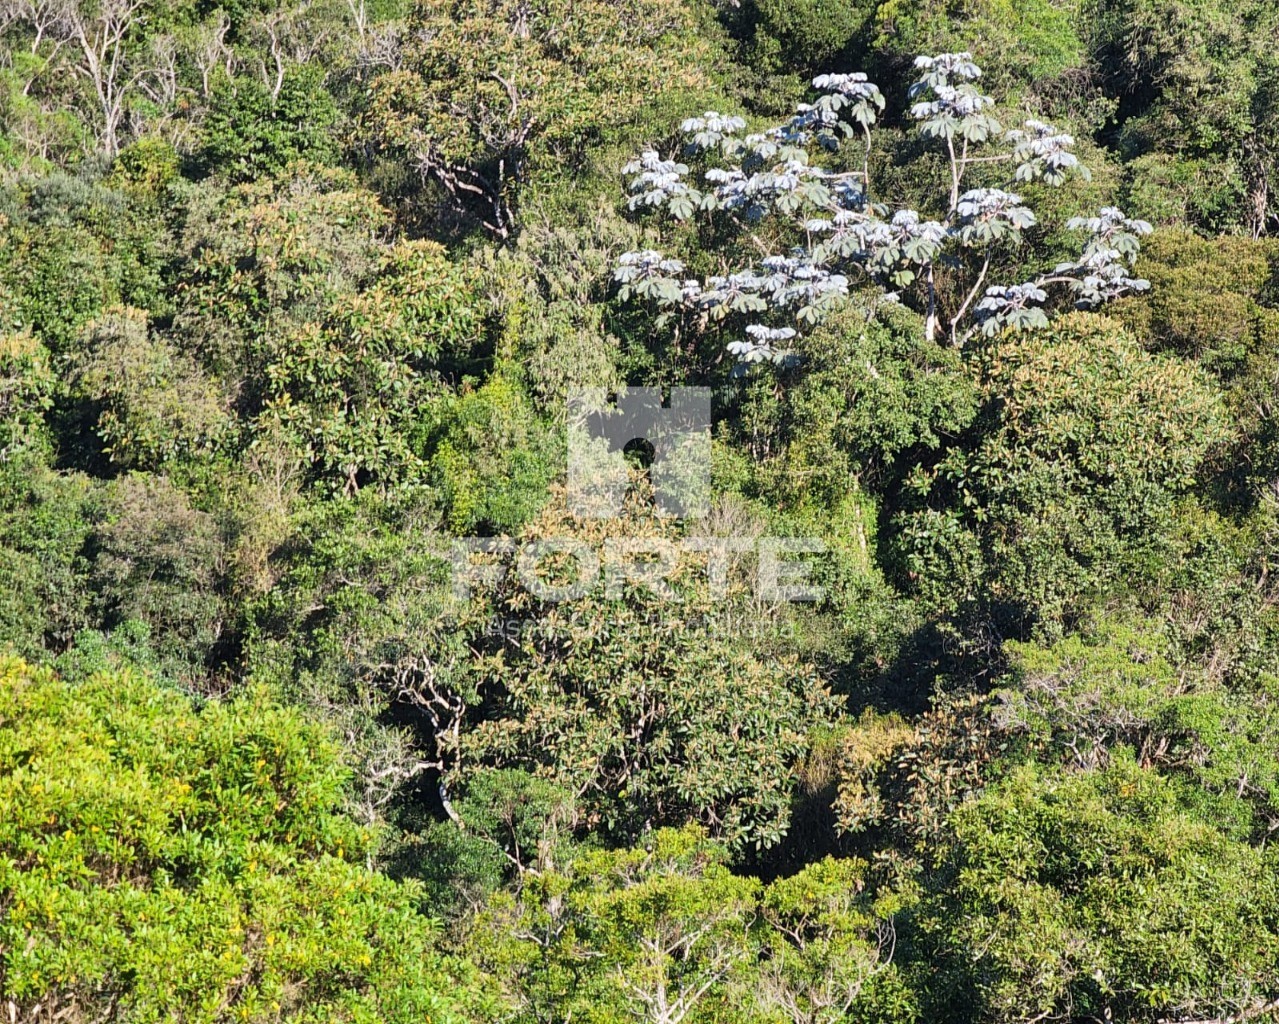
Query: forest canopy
[[2, 0, 1279, 1021]]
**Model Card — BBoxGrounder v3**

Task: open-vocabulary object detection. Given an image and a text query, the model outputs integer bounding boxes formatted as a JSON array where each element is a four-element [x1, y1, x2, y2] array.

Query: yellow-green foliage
[[822, 709, 913, 833], [934, 756, 1279, 1022], [70, 307, 230, 469], [0, 330, 54, 460], [975, 314, 1230, 491], [429, 375, 557, 533], [872, 0, 1085, 87], [0, 656, 482, 1023], [1115, 230, 1279, 373], [369, 0, 717, 159], [258, 239, 483, 493], [470, 825, 914, 1024]]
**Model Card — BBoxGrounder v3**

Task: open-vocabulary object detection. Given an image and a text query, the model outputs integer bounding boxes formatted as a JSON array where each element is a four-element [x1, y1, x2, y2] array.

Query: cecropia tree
[[614, 53, 1152, 362]]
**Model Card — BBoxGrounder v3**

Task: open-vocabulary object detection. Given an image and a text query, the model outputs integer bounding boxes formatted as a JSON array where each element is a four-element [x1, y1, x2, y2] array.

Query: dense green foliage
[[3, 0, 1279, 1020], [0, 655, 484, 1021]]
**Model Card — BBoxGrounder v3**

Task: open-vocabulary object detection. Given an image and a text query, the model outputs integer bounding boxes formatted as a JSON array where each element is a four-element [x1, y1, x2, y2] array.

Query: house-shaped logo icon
[[567, 387, 711, 519]]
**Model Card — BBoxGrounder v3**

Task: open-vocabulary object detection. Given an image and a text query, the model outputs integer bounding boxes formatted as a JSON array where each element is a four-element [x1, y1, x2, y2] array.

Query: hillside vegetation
[[3, 0, 1279, 1020]]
